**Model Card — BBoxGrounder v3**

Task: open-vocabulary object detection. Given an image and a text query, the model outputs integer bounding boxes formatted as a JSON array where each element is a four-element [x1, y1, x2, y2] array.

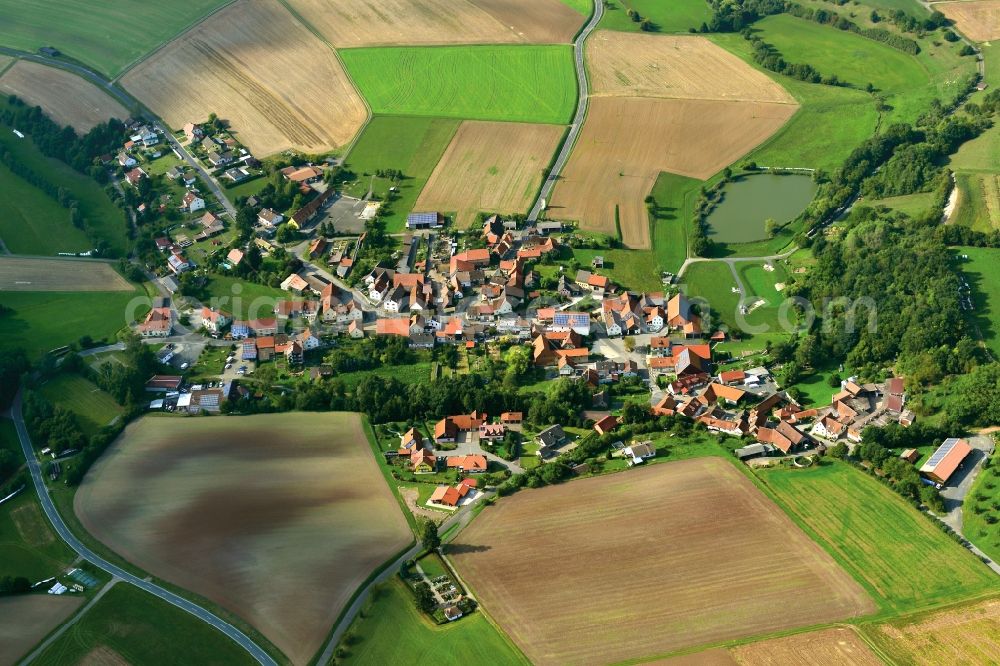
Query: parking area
[[310, 193, 367, 234]]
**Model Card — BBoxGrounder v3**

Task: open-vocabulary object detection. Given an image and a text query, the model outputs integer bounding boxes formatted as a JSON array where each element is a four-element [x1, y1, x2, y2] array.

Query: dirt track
[[450, 457, 873, 666], [74, 413, 411, 666]]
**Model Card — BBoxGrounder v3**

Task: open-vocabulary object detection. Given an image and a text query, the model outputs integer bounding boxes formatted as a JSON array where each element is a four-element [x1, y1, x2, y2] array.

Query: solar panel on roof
[[925, 438, 960, 468]]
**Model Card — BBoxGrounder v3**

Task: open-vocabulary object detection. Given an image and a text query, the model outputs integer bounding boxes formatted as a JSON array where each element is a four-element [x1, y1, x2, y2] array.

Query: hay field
[[0, 61, 128, 133], [449, 457, 873, 666], [74, 413, 411, 666], [0, 594, 84, 665], [864, 599, 1000, 665], [415, 121, 564, 226], [550, 97, 796, 247], [586, 32, 797, 104], [285, 0, 582, 48], [0, 257, 131, 292], [933, 1, 1000, 41], [731, 627, 881, 665], [122, 0, 367, 156]]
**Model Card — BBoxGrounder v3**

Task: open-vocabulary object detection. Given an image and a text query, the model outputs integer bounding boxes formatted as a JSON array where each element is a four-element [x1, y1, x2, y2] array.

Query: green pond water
[[706, 174, 818, 244]]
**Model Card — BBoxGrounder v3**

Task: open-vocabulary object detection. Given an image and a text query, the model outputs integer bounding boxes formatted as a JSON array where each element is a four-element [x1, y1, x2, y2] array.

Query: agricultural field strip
[[931, 0, 1000, 42], [0, 257, 132, 291], [0, 60, 127, 132]]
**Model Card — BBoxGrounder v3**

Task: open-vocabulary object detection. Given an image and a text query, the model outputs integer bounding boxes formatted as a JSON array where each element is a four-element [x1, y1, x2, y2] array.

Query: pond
[[705, 174, 818, 244]]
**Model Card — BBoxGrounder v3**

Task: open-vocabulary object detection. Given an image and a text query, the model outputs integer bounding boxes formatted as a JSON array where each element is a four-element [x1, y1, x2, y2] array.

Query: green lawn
[[417, 552, 450, 580], [956, 246, 1000, 359], [0, 0, 230, 77], [735, 260, 792, 331], [0, 120, 129, 256], [682, 261, 740, 331], [0, 478, 76, 581], [599, 0, 713, 33], [336, 362, 434, 391], [650, 172, 699, 274], [338, 577, 528, 665], [751, 15, 933, 125], [339, 116, 460, 233], [0, 289, 142, 360], [0, 162, 93, 255], [756, 461, 997, 614], [194, 274, 288, 320], [790, 367, 843, 407], [340, 45, 577, 125], [963, 450, 1000, 564], [32, 583, 256, 665], [39, 374, 123, 437], [571, 247, 662, 293]]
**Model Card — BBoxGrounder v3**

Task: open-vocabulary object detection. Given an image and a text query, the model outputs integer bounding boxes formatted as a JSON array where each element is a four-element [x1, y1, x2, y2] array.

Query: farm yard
[[122, 0, 367, 156], [0, 257, 132, 292], [73, 413, 411, 665], [861, 599, 1000, 665], [285, 0, 584, 48], [31, 583, 257, 666], [549, 97, 796, 247], [933, 0, 1000, 41], [0, 61, 128, 132], [0, 0, 230, 77], [415, 121, 565, 226], [730, 627, 881, 665], [449, 457, 873, 666], [338, 116, 460, 233], [0, 594, 84, 666], [757, 462, 997, 613], [340, 45, 577, 125]]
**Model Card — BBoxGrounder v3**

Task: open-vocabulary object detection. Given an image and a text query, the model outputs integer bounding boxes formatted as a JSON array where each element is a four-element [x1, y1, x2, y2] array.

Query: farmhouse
[[594, 414, 619, 435], [446, 455, 488, 473], [430, 478, 477, 508], [411, 448, 437, 474], [398, 427, 424, 455], [123, 167, 147, 187], [537, 424, 567, 457], [167, 252, 190, 274], [200, 307, 231, 333], [920, 438, 973, 485], [623, 441, 656, 465], [136, 306, 173, 338], [434, 411, 487, 443], [258, 208, 283, 228], [182, 191, 205, 212]]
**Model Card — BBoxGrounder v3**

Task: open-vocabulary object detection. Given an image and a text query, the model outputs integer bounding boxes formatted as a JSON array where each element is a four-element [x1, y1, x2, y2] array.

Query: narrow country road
[[527, 0, 604, 222], [7, 393, 277, 666], [158, 123, 238, 218]]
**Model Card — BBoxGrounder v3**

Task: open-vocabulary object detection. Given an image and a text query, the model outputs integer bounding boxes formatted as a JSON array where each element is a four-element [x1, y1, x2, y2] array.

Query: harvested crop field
[[933, 1, 1000, 41], [550, 97, 796, 247], [0, 257, 132, 292], [731, 627, 881, 665], [122, 0, 367, 156], [0, 61, 128, 132], [415, 121, 564, 226], [0, 594, 84, 665], [285, 0, 583, 48], [586, 32, 797, 104], [449, 457, 873, 666], [864, 599, 1000, 665], [74, 413, 411, 666]]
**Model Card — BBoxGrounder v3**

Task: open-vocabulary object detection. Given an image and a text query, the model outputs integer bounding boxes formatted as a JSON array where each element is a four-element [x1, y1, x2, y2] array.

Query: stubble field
[[0, 594, 84, 665], [449, 457, 873, 666], [550, 97, 796, 247], [0, 257, 132, 292], [74, 413, 411, 665], [122, 0, 367, 156], [285, 0, 583, 48], [415, 121, 564, 226], [862, 599, 1000, 665], [730, 627, 881, 665], [933, 0, 1000, 41], [0, 61, 128, 132]]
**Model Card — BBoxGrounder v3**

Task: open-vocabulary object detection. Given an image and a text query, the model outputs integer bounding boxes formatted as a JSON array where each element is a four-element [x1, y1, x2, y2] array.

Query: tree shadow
[[444, 543, 492, 555]]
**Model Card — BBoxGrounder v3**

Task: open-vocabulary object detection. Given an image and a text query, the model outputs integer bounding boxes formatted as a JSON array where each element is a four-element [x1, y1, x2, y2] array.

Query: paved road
[[159, 124, 237, 218], [17, 578, 121, 665], [7, 393, 277, 666], [527, 0, 604, 222]]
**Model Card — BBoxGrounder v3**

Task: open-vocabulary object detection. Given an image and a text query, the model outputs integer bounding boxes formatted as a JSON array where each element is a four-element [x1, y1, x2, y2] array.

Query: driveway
[[940, 435, 996, 532], [448, 433, 524, 474]]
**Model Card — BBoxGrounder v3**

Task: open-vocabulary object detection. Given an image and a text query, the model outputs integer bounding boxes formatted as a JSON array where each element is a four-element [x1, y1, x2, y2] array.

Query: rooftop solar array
[[925, 437, 962, 468]]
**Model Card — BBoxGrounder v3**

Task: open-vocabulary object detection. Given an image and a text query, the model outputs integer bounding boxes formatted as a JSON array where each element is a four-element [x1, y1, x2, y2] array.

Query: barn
[[920, 438, 973, 485]]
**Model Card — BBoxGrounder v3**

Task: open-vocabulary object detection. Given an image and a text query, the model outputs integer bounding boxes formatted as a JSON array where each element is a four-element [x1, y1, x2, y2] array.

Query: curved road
[[527, 0, 604, 222], [8, 392, 277, 666]]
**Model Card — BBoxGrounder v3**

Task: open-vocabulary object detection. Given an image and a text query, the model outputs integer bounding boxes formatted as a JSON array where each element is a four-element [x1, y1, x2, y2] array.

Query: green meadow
[[39, 374, 123, 437], [956, 246, 1000, 359], [0, 476, 76, 581], [340, 45, 577, 125], [599, 0, 713, 34], [0, 162, 92, 255]]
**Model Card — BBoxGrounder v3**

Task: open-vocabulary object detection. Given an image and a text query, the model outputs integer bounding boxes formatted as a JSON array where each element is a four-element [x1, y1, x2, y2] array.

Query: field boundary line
[[0, 56, 17, 78], [112, 0, 242, 82]]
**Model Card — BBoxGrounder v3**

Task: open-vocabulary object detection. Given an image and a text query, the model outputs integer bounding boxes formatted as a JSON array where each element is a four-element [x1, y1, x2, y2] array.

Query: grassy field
[[193, 273, 288, 320], [558, 0, 592, 15], [336, 362, 434, 390], [0, 484, 75, 580], [340, 116, 460, 233], [650, 172, 699, 274], [951, 121, 1000, 174], [339, 577, 529, 665], [571, 247, 662, 293], [964, 449, 1000, 563], [866, 191, 937, 219], [39, 374, 123, 437], [682, 261, 741, 331], [32, 582, 256, 665], [957, 246, 1000, 359], [340, 45, 576, 125], [757, 461, 997, 614], [0, 161, 92, 255], [599, 0, 713, 33], [0, 0, 231, 77], [0, 289, 141, 359], [0, 117, 128, 256]]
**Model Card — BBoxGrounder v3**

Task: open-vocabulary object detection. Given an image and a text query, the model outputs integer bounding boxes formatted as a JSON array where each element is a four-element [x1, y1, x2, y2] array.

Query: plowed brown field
[[449, 457, 874, 666], [122, 0, 367, 156], [933, 1, 1000, 41], [550, 97, 797, 247], [865, 599, 1000, 665], [0, 594, 83, 665], [415, 121, 564, 226], [285, 0, 583, 48], [0, 61, 128, 132], [586, 32, 797, 104], [74, 413, 411, 666]]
